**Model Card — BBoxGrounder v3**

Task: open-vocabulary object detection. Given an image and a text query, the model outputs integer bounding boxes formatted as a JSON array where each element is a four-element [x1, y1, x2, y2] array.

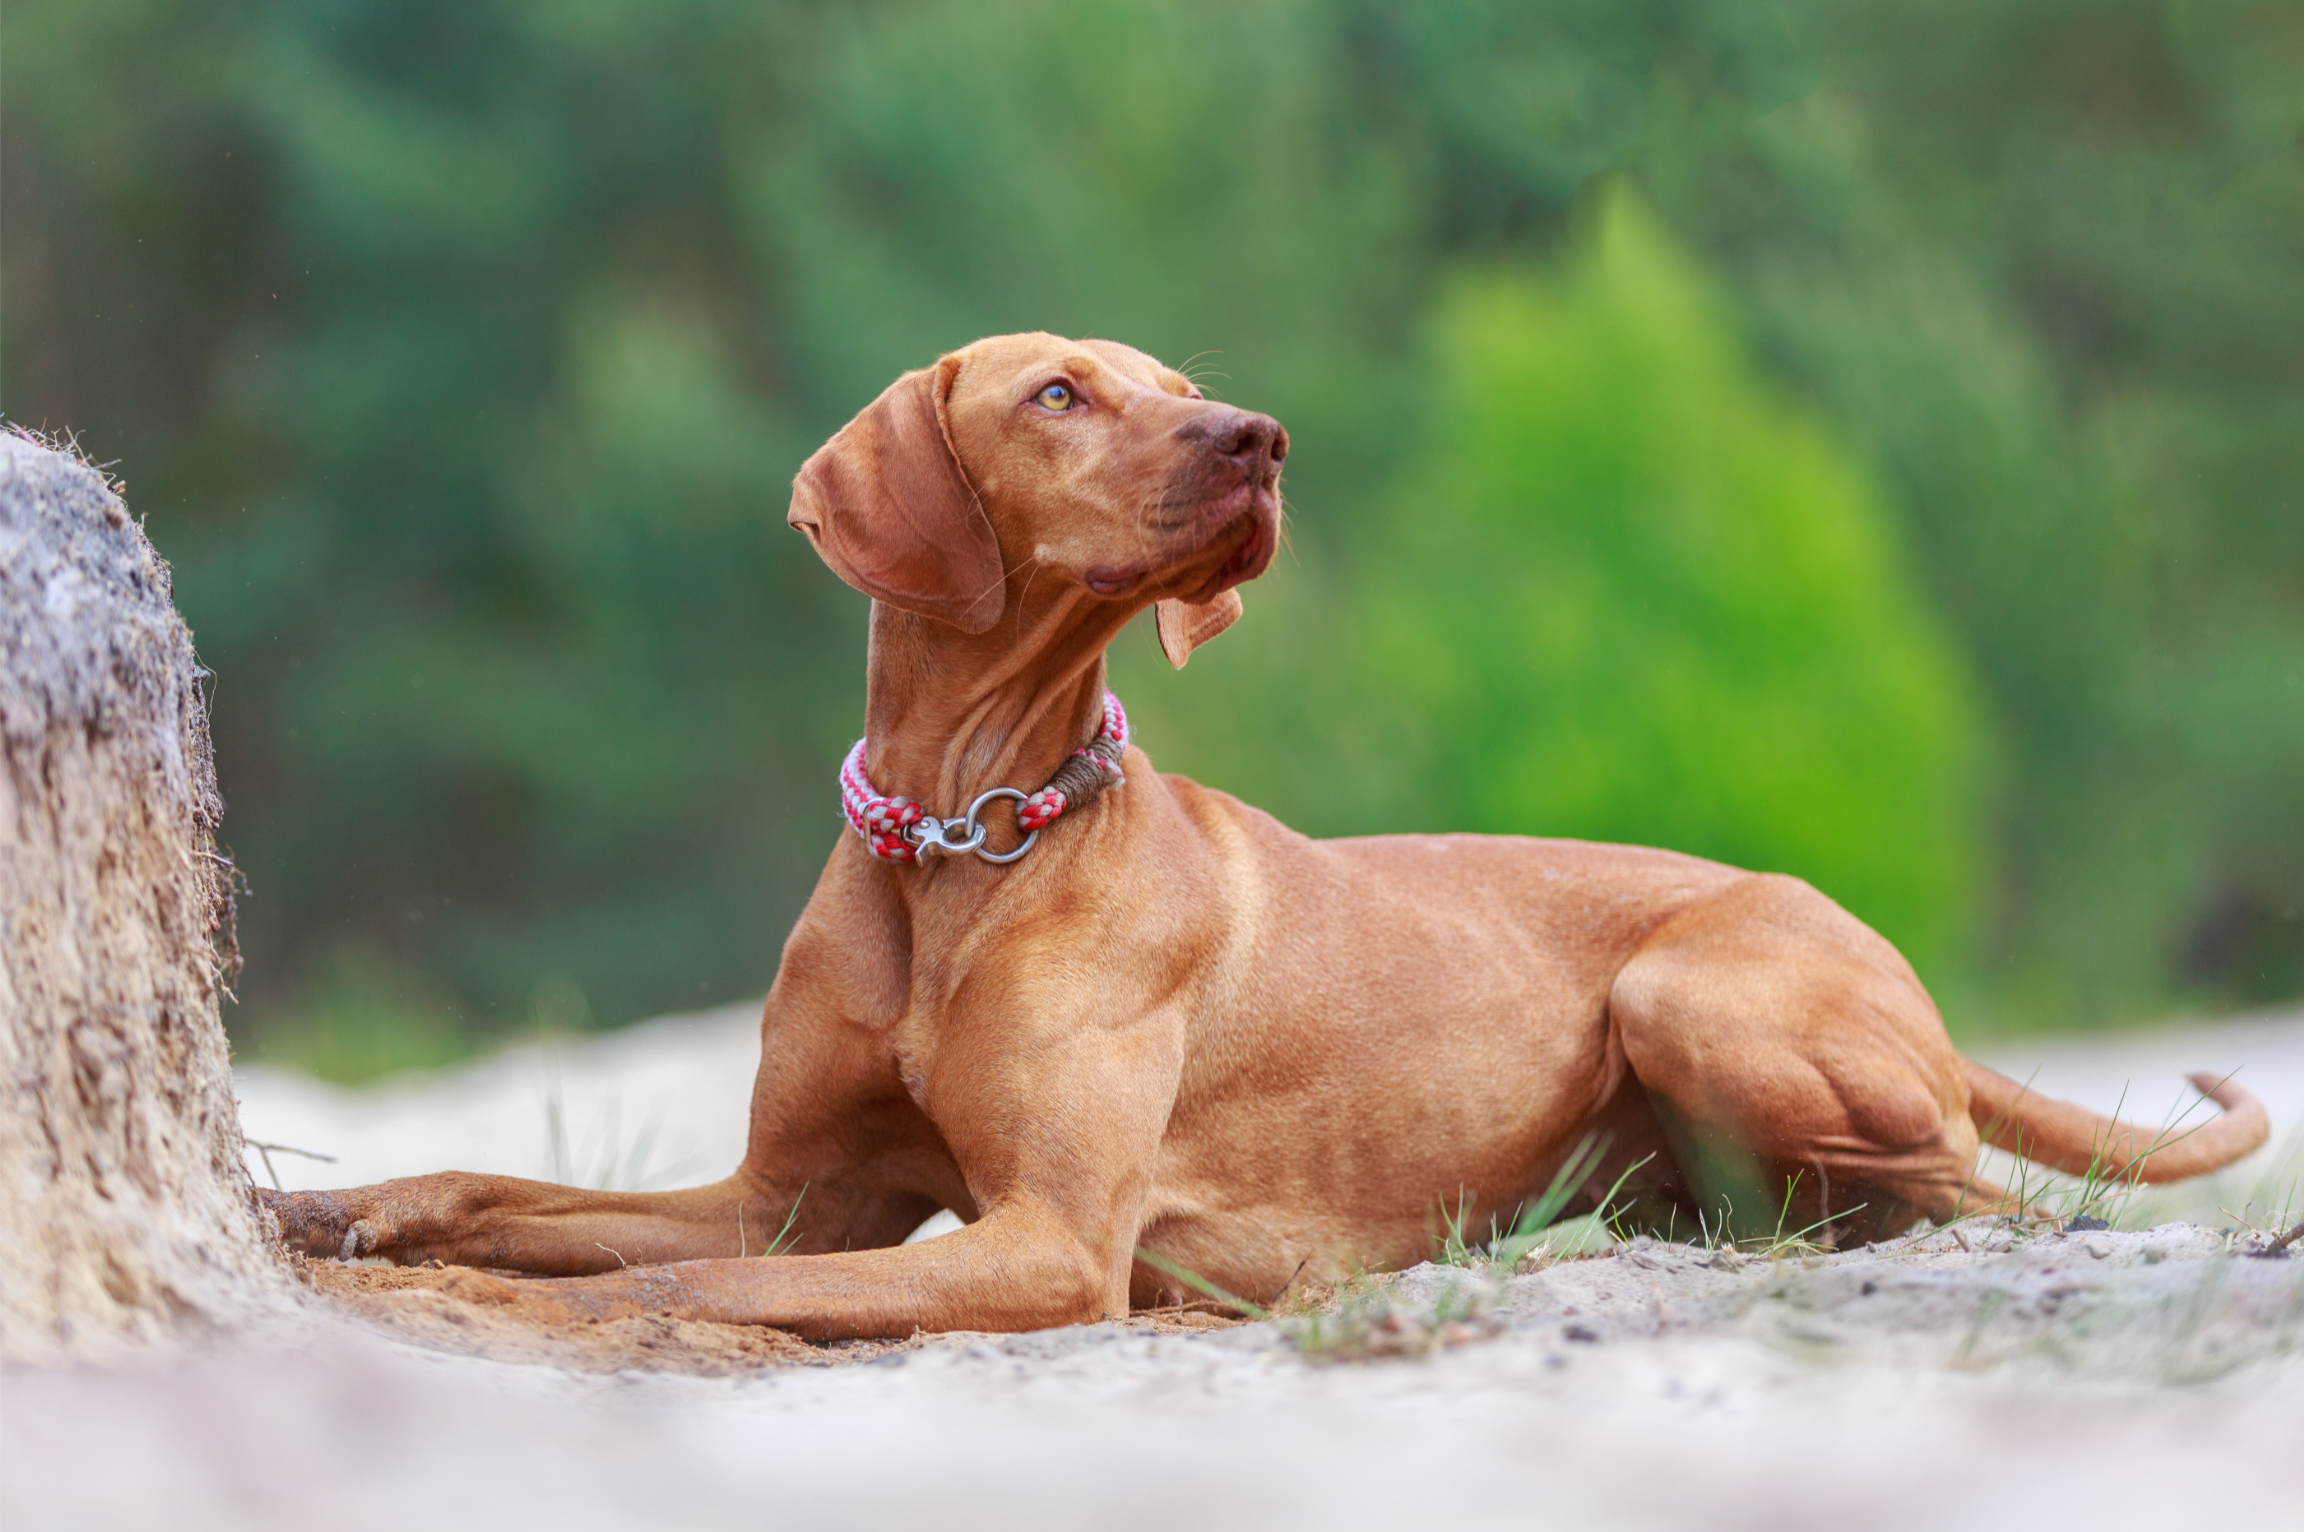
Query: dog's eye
[[1037, 384, 1073, 412]]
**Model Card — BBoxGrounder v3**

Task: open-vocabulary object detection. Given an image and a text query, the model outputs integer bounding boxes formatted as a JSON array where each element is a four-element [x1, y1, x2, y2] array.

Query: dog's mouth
[[1207, 504, 1277, 594], [1085, 481, 1280, 601]]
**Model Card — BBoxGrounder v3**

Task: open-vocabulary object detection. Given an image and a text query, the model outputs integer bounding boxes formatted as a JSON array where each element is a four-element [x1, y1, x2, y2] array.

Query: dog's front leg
[[470, 1194, 1118, 1338], [266, 975, 961, 1274], [262, 1172, 852, 1274], [430, 999, 1189, 1336], [262, 1091, 950, 1274]]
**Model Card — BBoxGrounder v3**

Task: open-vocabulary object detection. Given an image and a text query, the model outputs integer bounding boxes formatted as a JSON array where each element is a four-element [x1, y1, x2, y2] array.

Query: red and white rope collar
[[839, 691, 1129, 864]]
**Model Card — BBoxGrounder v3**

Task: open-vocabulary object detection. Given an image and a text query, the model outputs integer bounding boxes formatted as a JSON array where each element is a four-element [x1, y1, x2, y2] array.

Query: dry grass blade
[[3, 420, 129, 497], [241, 1137, 338, 1192]]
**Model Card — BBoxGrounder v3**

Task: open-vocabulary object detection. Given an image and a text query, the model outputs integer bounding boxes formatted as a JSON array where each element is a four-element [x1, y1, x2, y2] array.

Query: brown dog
[[267, 332, 2268, 1337]]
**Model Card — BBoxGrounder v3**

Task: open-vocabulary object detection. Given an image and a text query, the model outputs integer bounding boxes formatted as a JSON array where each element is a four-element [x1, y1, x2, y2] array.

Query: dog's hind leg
[[1609, 873, 1983, 1245]]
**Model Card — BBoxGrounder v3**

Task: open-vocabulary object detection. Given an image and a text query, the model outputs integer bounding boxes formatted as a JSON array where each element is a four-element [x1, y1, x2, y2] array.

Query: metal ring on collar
[[963, 786, 1040, 864]]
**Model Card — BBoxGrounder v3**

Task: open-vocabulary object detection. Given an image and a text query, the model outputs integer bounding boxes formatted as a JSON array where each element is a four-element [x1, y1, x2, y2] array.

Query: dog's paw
[[259, 1186, 398, 1262]]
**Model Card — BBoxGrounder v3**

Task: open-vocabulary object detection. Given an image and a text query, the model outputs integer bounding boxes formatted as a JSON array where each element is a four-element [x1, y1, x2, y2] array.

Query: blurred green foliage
[[1318, 193, 1983, 975], [3, 0, 2295, 1076], [1120, 188, 1994, 976]]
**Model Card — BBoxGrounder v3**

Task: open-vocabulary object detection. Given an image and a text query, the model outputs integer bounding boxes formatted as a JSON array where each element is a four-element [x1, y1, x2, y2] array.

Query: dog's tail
[[1959, 1058, 2269, 1184]]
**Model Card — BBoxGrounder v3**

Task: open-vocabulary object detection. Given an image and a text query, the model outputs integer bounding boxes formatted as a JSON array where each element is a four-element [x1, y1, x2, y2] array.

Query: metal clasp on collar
[[903, 786, 1040, 865]]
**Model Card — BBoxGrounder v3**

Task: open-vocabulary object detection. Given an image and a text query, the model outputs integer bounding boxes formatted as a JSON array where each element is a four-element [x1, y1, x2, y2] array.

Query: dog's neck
[[861, 592, 1136, 820]]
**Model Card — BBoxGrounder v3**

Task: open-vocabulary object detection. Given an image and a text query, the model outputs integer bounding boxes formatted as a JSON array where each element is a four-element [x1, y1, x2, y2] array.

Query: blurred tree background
[[4, 0, 2295, 1078]]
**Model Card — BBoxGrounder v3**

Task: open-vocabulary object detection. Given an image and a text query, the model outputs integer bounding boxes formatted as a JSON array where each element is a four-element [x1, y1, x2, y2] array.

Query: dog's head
[[788, 332, 1285, 667]]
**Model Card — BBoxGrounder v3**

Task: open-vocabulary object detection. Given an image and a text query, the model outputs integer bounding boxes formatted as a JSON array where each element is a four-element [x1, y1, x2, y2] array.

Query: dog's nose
[[1187, 409, 1287, 473]]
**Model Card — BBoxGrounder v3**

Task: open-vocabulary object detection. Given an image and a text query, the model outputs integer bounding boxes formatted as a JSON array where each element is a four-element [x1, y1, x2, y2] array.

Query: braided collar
[[839, 691, 1129, 864]]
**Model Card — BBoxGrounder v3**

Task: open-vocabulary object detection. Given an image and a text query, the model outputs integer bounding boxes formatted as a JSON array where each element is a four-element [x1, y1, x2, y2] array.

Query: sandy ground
[[3, 1008, 2299, 1530]]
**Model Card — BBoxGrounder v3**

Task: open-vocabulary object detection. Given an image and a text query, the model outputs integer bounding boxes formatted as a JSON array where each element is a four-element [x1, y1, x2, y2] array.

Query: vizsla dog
[[269, 332, 2268, 1337]]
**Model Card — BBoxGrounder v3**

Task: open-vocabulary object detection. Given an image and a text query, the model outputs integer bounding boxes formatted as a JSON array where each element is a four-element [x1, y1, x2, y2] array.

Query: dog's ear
[[788, 356, 1006, 634], [1155, 589, 1244, 669]]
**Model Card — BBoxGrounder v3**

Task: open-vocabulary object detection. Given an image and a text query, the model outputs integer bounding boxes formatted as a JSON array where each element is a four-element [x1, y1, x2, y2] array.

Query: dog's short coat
[[269, 333, 2267, 1336]]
